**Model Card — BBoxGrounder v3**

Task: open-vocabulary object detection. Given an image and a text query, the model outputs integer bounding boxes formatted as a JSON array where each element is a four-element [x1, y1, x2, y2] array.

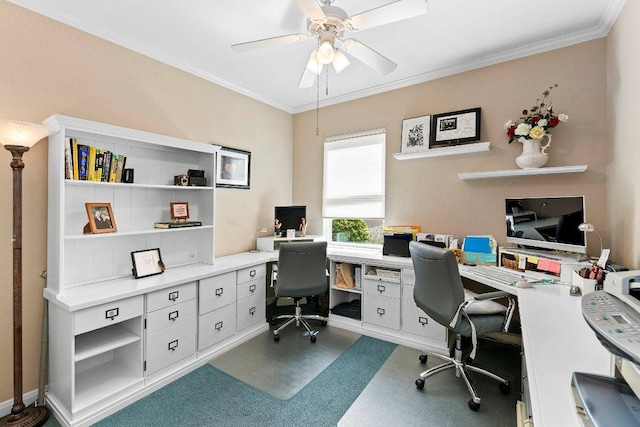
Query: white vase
[[515, 135, 552, 169]]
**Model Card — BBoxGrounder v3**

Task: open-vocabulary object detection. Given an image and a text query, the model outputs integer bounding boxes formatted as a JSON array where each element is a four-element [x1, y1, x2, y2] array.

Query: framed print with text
[[131, 248, 165, 279], [430, 107, 481, 149]]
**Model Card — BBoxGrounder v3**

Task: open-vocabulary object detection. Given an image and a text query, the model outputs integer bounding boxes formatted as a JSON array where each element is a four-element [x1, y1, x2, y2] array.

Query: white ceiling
[[9, 0, 625, 113]]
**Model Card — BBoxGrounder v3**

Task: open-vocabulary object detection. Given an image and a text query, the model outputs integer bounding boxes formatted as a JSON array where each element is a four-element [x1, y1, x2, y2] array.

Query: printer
[[573, 271, 640, 426]]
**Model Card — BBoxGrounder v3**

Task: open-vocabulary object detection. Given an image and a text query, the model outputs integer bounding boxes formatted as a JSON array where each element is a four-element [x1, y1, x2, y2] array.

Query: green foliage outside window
[[332, 219, 371, 243]]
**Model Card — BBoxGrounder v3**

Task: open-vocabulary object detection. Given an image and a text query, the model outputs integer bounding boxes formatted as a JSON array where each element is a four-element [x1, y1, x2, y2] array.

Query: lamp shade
[[317, 40, 335, 65], [332, 49, 350, 73], [305, 49, 323, 75], [578, 223, 596, 233], [0, 119, 49, 148]]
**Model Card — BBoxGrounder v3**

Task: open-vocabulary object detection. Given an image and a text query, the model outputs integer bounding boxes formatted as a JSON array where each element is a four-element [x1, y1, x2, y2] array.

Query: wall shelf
[[392, 141, 490, 160], [458, 165, 588, 180]]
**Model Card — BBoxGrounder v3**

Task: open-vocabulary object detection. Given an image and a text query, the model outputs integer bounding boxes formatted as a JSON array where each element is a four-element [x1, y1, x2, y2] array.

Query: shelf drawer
[[363, 293, 400, 330], [198, 303, 237, 350], [363, 279, 401, 299], [199, 272, 236, 314], [237, 292, 266, 331], [74, 296, 143, 335], [402, 299, 447, 342], [147, 282, 196, 312], [146, 299, 196, 334], [237, 264, 266, 284], [145, 318, 196, 376], [237, 277, 266, 300]]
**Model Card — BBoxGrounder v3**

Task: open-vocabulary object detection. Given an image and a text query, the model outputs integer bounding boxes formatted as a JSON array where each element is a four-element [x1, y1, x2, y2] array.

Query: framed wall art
[[216, 147, 251, 189], [131, 248, 165, 279], [84, 202, 117, 234], [401, 115, 431, 154], [170, 202, 190, 220], [430, 107, 481, 149]]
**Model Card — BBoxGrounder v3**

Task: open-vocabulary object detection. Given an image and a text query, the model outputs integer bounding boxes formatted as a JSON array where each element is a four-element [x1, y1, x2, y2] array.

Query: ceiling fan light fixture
[[305, 49, 323, 74], [317, 40, 335, 64], [332, 49, 350, 73]]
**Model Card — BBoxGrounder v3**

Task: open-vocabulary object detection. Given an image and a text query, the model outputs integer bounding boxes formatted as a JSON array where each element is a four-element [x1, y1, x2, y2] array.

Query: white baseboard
[[0, 389, 40, 417]]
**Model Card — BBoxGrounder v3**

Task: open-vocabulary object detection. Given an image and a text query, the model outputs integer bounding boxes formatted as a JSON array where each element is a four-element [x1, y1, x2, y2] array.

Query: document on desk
[[462, 236, 496, 254]]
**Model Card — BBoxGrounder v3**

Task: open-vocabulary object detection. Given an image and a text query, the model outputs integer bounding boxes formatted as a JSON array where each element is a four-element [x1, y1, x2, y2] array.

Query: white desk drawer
[[237, 277, 266, 300], [402, 299, 447, 342], [146, 299, 196, 334], [199, 273, 236, 314], [145, 318, 196, 376], [74, 296, 143, 335], [147, 282, 196, 312], [198, 303, 237, 350], [237, 264, 266, 284], [237, 292, 265, 331], [363, 293, 400, 330], [363, 279, 401, 299]]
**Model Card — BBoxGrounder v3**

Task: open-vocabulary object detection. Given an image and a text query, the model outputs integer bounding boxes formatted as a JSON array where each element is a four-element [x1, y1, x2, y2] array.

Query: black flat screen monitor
[[274, 205, 306, 237], [505, 196, 586, 254]]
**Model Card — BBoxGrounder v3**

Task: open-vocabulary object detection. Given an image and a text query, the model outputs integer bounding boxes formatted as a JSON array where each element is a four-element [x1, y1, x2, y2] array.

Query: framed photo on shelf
[[401, 115, 431, 154], [131, 248, 165, 279], [84, 202, 117, 234], [216, 147, 251, 189], [170, 202, 189, 220], [430, 107, 481, 149]]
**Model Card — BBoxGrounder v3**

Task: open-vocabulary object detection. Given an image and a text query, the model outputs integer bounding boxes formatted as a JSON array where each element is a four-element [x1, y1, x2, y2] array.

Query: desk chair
[[409, 241, 516, 411], [271, 241, 329, 343]]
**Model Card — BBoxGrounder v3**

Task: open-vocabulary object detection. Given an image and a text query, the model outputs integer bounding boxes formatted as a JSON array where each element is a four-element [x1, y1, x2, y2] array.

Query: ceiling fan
[[231, 0, 428, 88]]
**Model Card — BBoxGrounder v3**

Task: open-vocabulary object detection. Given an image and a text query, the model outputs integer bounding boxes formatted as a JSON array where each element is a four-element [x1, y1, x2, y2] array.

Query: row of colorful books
[[65, 138, 127, 182]]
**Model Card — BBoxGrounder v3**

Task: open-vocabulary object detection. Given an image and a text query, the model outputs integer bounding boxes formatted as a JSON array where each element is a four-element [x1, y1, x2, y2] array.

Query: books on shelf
[[154, 221, 202, 229], [65, 137, 127, 183]]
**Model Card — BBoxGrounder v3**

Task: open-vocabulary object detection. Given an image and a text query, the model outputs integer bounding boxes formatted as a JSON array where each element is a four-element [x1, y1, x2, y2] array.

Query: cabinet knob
[[249, 284, 256, 293], [377, 308, 385, 316], [377, 284, 386, 293], [169, 310, 179, 321], [250, 269, 256, 277], [215, 287, 224, 296], [215, 321, 223, 331], [168, 291, 179, 301], [249, 307, 256, 316], [418, 316, 428, 326], [105, 307, 119, 320], [168, 340, 179, 351]]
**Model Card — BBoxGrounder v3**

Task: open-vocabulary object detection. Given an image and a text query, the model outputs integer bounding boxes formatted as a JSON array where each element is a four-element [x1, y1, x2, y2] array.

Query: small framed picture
[[131, 248, 165, 279], [84, 203, 117, 234], [216, 147, 251, 189], [430, 107, 481, 149], [170, 202, 189, 220], [401, 115, 431, 154]]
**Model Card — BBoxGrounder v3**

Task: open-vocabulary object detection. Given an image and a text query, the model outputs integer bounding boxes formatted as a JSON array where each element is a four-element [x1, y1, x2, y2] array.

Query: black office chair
[[409, 241, 516, 411], [271, 241, 329, 343]]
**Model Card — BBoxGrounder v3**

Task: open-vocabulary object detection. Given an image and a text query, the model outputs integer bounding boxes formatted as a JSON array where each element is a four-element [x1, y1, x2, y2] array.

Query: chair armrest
[[473, 291, 511, 301]]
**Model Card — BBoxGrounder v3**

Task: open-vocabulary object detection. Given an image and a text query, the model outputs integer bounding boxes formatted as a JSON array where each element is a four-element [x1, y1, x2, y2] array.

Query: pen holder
[[572, 271, 597, 295]]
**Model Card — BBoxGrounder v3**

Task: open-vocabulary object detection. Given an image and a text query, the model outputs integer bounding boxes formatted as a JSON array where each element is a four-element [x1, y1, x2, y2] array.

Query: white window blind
[[323, 129, 385, 219]]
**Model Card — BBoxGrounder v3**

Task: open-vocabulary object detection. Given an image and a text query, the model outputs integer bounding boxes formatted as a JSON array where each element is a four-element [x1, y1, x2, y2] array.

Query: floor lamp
[[0, 120, 50, 427]]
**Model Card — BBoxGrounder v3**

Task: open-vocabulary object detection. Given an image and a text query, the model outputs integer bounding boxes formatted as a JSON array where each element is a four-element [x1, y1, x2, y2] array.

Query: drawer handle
[[215, 321, 223, 331], [105, 308, 119, 320], [249, 307, 256, 316], [249, 269, 256, 278], [169, 310, 179, 321], [215, 287, 224, 297], [418, 316, 428, 326], [377, 308, 385, 316], [377, 284, 385, 293], [249, 284, 256, 293], [168, 291, 179, 301], [168, 340, 179, 351]]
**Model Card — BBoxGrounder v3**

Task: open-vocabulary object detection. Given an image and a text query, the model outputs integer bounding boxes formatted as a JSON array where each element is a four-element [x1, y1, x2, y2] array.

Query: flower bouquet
[[504, 84, 569, 144]]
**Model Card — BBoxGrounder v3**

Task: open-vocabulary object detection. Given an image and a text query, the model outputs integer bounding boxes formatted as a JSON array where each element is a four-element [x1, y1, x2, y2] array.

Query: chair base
[[272, 301, 328, 342], [415, 335, 510, 411]]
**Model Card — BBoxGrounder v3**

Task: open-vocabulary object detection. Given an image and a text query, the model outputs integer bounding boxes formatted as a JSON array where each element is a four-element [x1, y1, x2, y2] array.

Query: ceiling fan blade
[[231, 33, 308, 53], [295, 0, 326, 21], [340, 39, 397, 74], [299, 50, 322, 88], [347, 0, 428, 31]]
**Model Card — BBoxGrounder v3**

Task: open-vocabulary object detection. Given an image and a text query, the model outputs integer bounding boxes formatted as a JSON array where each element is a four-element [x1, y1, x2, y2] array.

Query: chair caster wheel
[[419, 354, 428, 364], [321, 320, 328, 326], [468, 400, 480, 411], [415, 378, 425, 390], [270, 318, 277, 326], [310, 335, 317, 343], [273, 334, 280, 342], [499, 380, 511, 395]]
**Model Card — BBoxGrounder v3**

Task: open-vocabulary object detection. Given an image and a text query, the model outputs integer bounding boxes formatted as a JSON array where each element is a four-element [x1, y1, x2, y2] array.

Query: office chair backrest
[[276, 241, 328, 298], [409, 241, 465, 328]]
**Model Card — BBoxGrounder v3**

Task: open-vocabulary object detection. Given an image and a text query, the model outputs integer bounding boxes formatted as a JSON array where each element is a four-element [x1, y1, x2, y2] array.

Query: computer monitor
[[505, 196, 586, 254], [274, 205, 306, 237]]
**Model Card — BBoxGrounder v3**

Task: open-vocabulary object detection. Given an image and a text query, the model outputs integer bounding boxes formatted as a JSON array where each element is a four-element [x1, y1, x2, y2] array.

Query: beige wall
[[0, 2, 292, 403], [294, 41, 608, 256], [607, 0, 640, 269]]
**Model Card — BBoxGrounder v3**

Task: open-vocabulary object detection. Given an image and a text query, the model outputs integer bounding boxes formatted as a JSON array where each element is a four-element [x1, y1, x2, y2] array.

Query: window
[[323, 129, 385, 245]]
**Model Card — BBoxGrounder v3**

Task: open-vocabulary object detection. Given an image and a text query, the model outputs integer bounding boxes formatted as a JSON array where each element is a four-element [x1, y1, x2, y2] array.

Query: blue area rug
[[94, 336, 397, 427]]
